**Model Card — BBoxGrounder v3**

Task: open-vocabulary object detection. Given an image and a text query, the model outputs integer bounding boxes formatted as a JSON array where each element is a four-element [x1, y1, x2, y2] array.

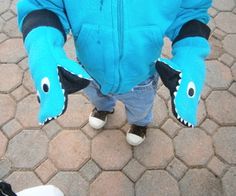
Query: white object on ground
[[16, 185, 64, 196]]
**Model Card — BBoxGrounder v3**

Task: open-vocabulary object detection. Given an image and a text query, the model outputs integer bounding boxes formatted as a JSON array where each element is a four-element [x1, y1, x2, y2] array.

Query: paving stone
[[0, 64, 23, 92], [213, 28, 226, 41], [201, 84, 212, 99], [232, 63, 236, 80], [5, 171, 42, 193], [150, 95, 168, 127], [220, 53, 235, 67], [18, 57, 28, 71], [48, 130, 90, 170], [56, 94, 92, 128], [213, 127, 236, 164], [0, 131, 8, 158], [35, 159, 58, 183], [200, 118, 219, 135], [157, 84, 170, 101], [161, 118, 181, 138], [208, 18, 216, 31], [208, 36, 224, 60], [42, 121, 61, 139], [11, 85, 29, 101], [136, 170, 180, 196], [0, 158, 11, 179], [208, 7, 218, 17], [134, 129, 174, 168], [48, 172, 89, 196], [197, 99, 207, 124], [6, 129, 48, 168], [162, 37, 172, 58], [104, 101, 126, 129], [15, 94, 40, 127], [22, 70, 35, 93], [1, 11, 15, 21], [174, 128, 213, 166], [10, 0, 17, 15], [90, 171, 134, 196], [92, 130, 132, 170], [64, 37, 77, 61], [223, 34, 236, 57], [167, 158, 188, 181], [222, 167, 236, 196], [207, 156, 228, 177], [215, 12, 236, 33], [79, 159, 101, 182], [3, 17, 21, 38], [0, 39, 26, 63], [229, 82, 236, 96], [206, 91, 236, 125], [213, 0, 235, 11], [0, 17, 5, 31], [179, 169, 223, 196], [122, 159, 146, 182], [0, 33, 8, 43], [81, 123, 99, 139], [2, 119, 22, 138], [0, 0, 10, 14], [0, 94, 15, 126], [206, 60, 232, 89]]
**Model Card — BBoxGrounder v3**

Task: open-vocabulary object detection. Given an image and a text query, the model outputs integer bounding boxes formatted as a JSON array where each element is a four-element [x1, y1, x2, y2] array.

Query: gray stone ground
[[0, 0, 236, 195]]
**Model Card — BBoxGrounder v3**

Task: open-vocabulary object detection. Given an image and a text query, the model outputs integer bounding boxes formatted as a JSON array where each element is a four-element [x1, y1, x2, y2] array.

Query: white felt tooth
[[191, 125, 194, 128], [178, 79, 182, 84], [174, 92, 177, 97], [177, 114, 180, 119], [62, 89, 65, 94], [179, 73, 182, 78], [188, 122, 191, 127], [78, 74, 83, 78], [180, 118, 183, 122], [48, 117, 52, 121], [176, 85, 179, 90], [184, 120, 187, 124]]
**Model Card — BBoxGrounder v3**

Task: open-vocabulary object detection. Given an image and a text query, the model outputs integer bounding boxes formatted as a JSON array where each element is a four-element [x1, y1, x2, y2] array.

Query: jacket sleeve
[[165, 0, 212, 44], [17, 0, 70, 42]]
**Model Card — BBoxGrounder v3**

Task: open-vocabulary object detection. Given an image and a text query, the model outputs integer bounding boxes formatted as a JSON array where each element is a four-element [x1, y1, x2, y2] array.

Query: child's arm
[[156, 0, 212, 127], [17, 0, 91, 125]]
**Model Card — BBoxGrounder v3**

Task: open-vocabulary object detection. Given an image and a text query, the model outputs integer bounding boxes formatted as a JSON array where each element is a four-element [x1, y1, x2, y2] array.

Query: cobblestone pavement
[[0, 0, 236, 195]]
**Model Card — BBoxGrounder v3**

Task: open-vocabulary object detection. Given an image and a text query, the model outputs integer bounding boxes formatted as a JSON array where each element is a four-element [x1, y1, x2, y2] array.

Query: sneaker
[[126, 124, 147, 146], [89, 108, 114, 129]]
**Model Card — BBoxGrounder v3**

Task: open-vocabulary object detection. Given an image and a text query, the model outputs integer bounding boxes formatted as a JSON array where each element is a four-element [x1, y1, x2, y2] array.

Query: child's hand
[[156, 37, 210, 127], [25, 27, 91, 125]]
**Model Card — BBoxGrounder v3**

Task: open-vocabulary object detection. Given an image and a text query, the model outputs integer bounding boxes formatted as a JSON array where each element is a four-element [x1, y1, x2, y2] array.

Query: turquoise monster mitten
[[156, 21, 211, 127], [22, 10, 91, 125]]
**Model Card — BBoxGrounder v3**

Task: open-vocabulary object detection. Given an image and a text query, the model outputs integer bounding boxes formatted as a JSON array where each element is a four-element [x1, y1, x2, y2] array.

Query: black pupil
[[43, 84, 49, 92], [188, 88, 194, 97]]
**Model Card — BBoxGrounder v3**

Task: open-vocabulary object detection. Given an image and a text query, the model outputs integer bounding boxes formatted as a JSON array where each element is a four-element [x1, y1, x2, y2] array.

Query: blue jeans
[[83, 74, 159, 126]]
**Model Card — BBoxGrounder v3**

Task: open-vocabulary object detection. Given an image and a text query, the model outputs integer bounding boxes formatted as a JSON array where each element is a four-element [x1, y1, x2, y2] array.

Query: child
[[17, 0, 211, 146]]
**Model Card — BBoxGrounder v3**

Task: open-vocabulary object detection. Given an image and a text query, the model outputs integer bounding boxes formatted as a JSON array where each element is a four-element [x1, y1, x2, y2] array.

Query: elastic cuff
[[22, 9, 66, 42], [173, 20, 211, 45]]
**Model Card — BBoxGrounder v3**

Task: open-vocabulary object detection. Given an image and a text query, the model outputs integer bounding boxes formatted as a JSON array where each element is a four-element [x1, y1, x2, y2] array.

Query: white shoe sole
[[126, 132, 145, 146], [89, 113, 107, 129]]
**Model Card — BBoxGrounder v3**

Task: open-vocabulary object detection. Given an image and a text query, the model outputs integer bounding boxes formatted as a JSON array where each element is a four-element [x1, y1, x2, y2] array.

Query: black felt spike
[[58, 67, 90, 94], [155, 61, 181, 96]]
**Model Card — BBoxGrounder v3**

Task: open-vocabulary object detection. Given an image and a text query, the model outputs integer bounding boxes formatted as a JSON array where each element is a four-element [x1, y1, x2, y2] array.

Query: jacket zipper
[[112, 0, 123, 93], [117, 0, 124, 59]]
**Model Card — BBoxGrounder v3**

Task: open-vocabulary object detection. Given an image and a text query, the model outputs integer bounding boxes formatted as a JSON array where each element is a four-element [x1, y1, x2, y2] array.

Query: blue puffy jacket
[[17, 0, 211, 95]]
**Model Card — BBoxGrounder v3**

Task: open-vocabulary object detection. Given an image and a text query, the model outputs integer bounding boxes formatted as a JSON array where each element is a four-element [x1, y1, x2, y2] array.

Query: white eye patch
[[187, 81, 196, 98], [41, 77, 50, 93]]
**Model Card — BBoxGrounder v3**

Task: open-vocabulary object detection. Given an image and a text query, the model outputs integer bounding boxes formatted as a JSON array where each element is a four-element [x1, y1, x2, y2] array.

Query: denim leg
[[116, 74, 158, 126], [83, 81, 116, 112]]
